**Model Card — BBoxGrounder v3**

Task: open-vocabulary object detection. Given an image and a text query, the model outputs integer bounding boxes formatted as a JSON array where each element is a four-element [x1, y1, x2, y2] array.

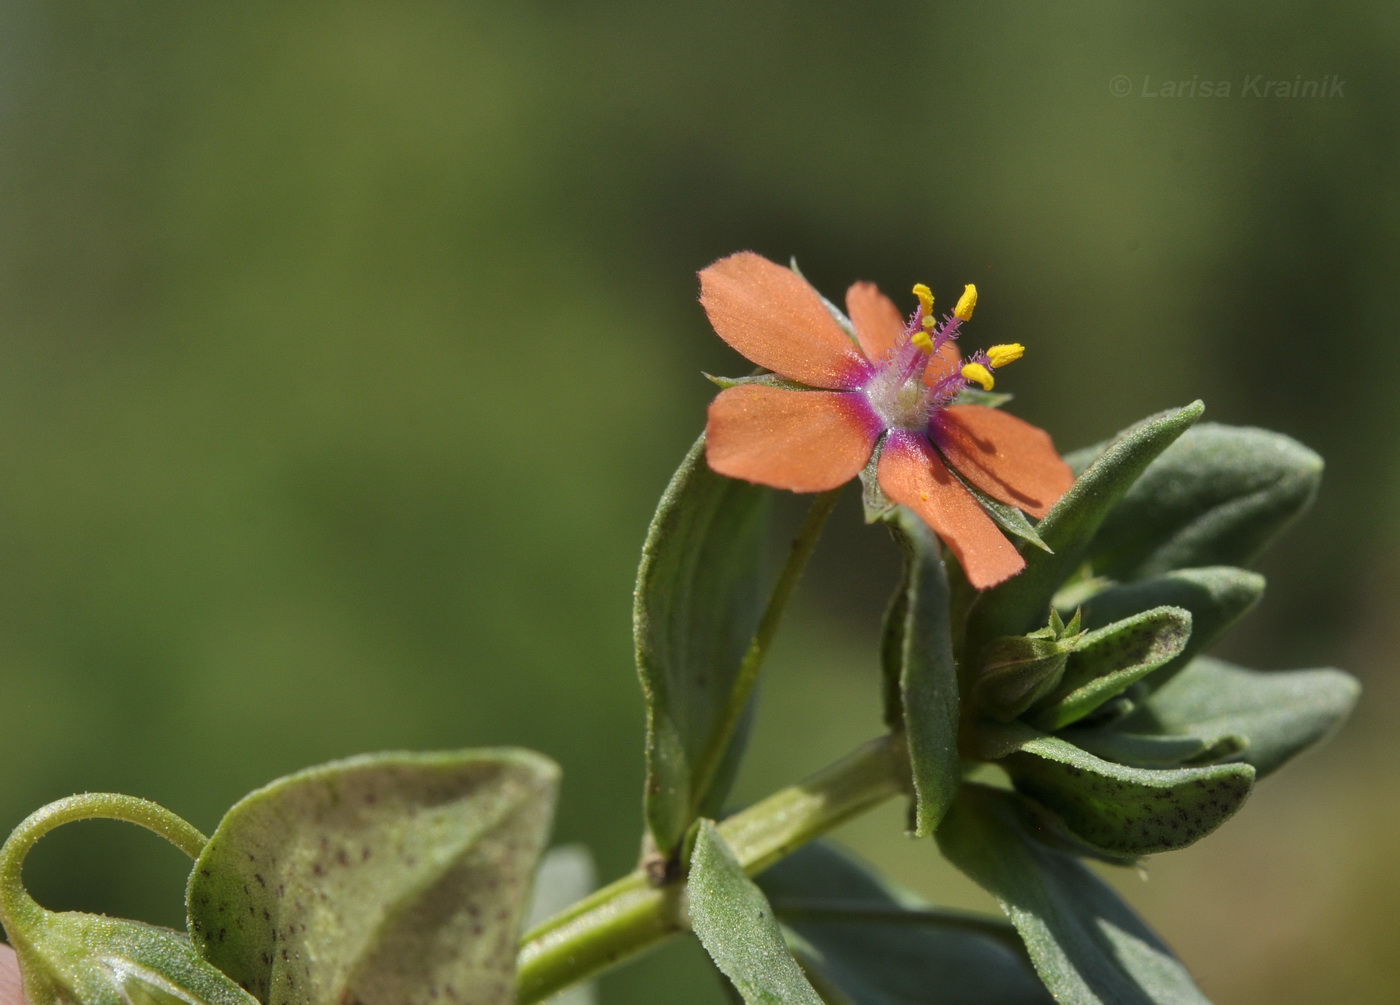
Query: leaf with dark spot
[[187, 749, 558, 1005]]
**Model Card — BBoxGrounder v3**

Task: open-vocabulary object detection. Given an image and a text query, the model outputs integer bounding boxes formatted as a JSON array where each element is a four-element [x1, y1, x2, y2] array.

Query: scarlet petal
[[845, 281, 905, 363], [877, 431, 1025, 589], [931, 405, 1075, 519], [707, 385, 881, 492], [700, 252, 871, 390]]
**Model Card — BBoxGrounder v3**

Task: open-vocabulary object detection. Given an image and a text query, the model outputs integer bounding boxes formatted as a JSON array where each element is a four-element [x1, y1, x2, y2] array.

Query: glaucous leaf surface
[[991, 729, 1254, 856], [1079, 424, 1322, 581], [938, 785, 1213, 1005], [887, 512, 961, 835], [187, 749, 558, 1005], [757, 842, 1051, 1005], [1119, 656, 1360, 778], [687, 821, 823, 1005], [635, 434, 773, 854], [1075, 567, 1263, 685]]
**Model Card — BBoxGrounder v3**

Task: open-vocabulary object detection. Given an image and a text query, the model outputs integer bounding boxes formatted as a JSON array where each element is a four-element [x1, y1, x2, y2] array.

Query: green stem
[[516, 733, 907, 1003], [689, 487, 842, 811], [0, 793, 207, 932]]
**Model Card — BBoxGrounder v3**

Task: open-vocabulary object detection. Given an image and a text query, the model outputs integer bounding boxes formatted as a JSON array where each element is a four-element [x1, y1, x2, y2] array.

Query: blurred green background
[[1, 2, 1396, 1002]]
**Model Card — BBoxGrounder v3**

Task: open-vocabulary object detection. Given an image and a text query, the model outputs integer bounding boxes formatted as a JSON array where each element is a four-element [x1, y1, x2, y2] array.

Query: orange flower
[[700, 251, 1073, 589]]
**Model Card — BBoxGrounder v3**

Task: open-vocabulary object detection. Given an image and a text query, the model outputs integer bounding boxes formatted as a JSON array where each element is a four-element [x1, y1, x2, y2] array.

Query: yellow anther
[[986, 343, 1024, 368], [954, 283, 978, 321], [920, 315, 937, 331], [910, 330, 934, 354], [961, 361, 995, 390], [912, 283, 935, 318]]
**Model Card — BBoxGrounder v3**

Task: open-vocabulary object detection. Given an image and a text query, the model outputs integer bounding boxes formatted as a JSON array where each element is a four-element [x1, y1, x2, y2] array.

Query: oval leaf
[[187, 749, 559, 1005], [635, 434, 773, 854], [1076, 567, 1264, 687], [687, 821, 823, 1005], [937, 785, 1213, 1005], [996, 730, 1254, 855], [1085, 424, 1321, 580], [1119, 656, 1360, 778]]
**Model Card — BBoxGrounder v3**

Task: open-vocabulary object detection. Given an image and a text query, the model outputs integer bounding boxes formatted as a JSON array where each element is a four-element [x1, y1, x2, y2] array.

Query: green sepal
[[1026, 606, 1192, 732], [885, 511, 961, 835], [5, 913, 260, 1005], [1118, 656, 1360, 778], [756, 841, 1051, 1005], [966, 403, 1204, 648], [1080, 423, 1322, 581], [687, 821, 824, 1005], [985, 726, 1254, 855], [937, 785, 1214, 1004], [1074, 567, 1264, 687], [972, 612, 1083, 723], [704, 372, 811, 392], [187, 749, 559, 1005], [635, 433, 774, 854], [860, 441, 896, 524]]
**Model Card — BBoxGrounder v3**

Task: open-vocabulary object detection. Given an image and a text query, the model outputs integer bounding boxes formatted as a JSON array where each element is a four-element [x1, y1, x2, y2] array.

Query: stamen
[[912, 283, 935, 319], [986, 343, 1024, 368], [961, 362, 995, 390], [954, 284, 978, 321], [910, 330, 934, 354]]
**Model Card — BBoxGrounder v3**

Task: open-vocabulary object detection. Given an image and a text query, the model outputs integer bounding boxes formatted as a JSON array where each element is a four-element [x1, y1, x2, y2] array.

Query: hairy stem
[[0, 793, 207, 933], [516, 733, 907, 1003]]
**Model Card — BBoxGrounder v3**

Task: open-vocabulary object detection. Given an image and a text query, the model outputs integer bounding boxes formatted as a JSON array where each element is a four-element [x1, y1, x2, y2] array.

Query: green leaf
[[888, 512, 961, 835], [991, 728, 1254, 856], [756, 842, 1052, 1005], [1120, 656, 1360, 778], [1057, 729, 1245, 769], [1027, 607, 1192, 732], [967, 403, 1204, 648], [7, 913, 258, 1005], [635, 433, 774, 854], [687, 821, 824, 1005], [938, 785, 1214, 1005], [1075, 567, 1264, 686], [704, 373, 810, 392], [1083, 423, 1322, 581], [187, 749, 559, 1005]]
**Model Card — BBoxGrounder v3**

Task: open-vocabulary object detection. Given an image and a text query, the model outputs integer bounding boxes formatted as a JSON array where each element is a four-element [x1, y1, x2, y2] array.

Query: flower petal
[[930, 405, 1074, 519], [925, 340, 962, 387], [878, 430, 1025, 589], [700, 252, 872, 390], [707, 385, 881, 492], [845, 281, 905, 364]]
